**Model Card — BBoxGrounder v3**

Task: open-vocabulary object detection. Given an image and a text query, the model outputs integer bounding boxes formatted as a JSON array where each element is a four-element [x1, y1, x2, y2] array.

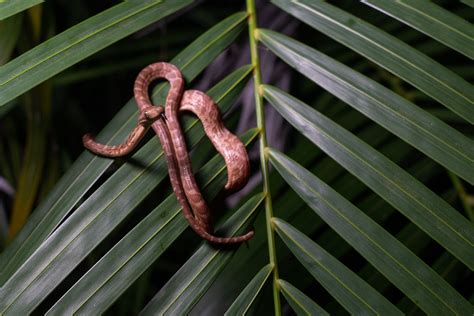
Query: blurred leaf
[[7, 97, 47, 240], [0, 0, 42, 20], [279, 280, 329, 316], [462, 0, 474, 8], [363, 0, 474, 59], [448, 172, 474, 221], [26, 1, 42, 42], [268, 148, 474, 315], [225, 263, 273, 316], [0, 0, 192, 112], [271, 0, 474, 123], [7, 0, 50, 236], [259, 29, 474, 184], [0, 14, 22, 65]]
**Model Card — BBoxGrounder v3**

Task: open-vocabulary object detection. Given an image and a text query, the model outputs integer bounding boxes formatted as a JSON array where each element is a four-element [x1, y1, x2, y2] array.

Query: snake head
[[138, 106, 164, 125]]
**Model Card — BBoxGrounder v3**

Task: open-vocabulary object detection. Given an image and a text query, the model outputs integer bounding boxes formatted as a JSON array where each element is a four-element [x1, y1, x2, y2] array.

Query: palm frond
[[0, 1, 472, 314]]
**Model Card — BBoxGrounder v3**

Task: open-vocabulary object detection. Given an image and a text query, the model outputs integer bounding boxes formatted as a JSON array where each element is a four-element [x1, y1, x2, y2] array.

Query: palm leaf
[[0, 1, 472, 314], [258, 29, 474, 184], [268, 149, 473, 315], [0, 0, 192, 112], [225, 263, 273, 315], [0, 11, 248, 285], [141, 192, 263, 315], [0, 11, 250, 313], [263, 85, 474, 269], [0, 65, 254, 315], [271, 0, 474, 123], [279, 280, 328, 316], [273, 218, 402, 315], [48, 136, 261, 316], [362, 0, 474, 59]]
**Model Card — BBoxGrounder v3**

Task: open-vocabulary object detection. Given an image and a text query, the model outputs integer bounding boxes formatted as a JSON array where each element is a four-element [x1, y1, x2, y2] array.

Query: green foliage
[[0, 1, 472, 314]]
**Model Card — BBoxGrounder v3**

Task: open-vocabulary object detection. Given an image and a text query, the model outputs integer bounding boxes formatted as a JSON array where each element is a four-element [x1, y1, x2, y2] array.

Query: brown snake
[[83, 62, 253, 244]]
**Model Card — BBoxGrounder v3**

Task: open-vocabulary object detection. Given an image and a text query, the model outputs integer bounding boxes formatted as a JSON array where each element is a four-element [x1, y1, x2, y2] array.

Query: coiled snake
[[83, 62, 254, 244]]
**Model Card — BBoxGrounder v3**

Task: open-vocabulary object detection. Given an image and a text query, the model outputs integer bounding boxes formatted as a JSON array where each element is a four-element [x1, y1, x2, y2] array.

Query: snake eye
[[144, 107, 163, 121]]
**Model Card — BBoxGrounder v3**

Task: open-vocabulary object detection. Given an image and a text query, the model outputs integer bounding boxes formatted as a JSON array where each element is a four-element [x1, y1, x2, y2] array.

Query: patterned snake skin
[[83, 62, 253, 244]]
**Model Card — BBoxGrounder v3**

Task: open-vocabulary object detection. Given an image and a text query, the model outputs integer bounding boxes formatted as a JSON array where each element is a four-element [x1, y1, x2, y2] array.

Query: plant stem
[[246, 1, 281, 315]]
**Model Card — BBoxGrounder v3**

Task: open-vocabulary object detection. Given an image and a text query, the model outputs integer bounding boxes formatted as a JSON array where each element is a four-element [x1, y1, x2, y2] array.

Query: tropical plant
[[0, 0, 473, 315]]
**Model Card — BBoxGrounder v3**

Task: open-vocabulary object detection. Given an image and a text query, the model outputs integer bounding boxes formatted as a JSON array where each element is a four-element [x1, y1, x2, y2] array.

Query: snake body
[[83, 106, 163, 157], [83, 62, 253, 244]]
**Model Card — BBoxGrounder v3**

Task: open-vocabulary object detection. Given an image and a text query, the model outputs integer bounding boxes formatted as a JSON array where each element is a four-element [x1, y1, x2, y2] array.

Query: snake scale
[[83, 62, 254, 244]]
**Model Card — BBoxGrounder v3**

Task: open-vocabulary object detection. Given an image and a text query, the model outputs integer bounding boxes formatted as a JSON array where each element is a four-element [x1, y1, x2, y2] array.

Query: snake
[[83, 62, 254, 244]]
